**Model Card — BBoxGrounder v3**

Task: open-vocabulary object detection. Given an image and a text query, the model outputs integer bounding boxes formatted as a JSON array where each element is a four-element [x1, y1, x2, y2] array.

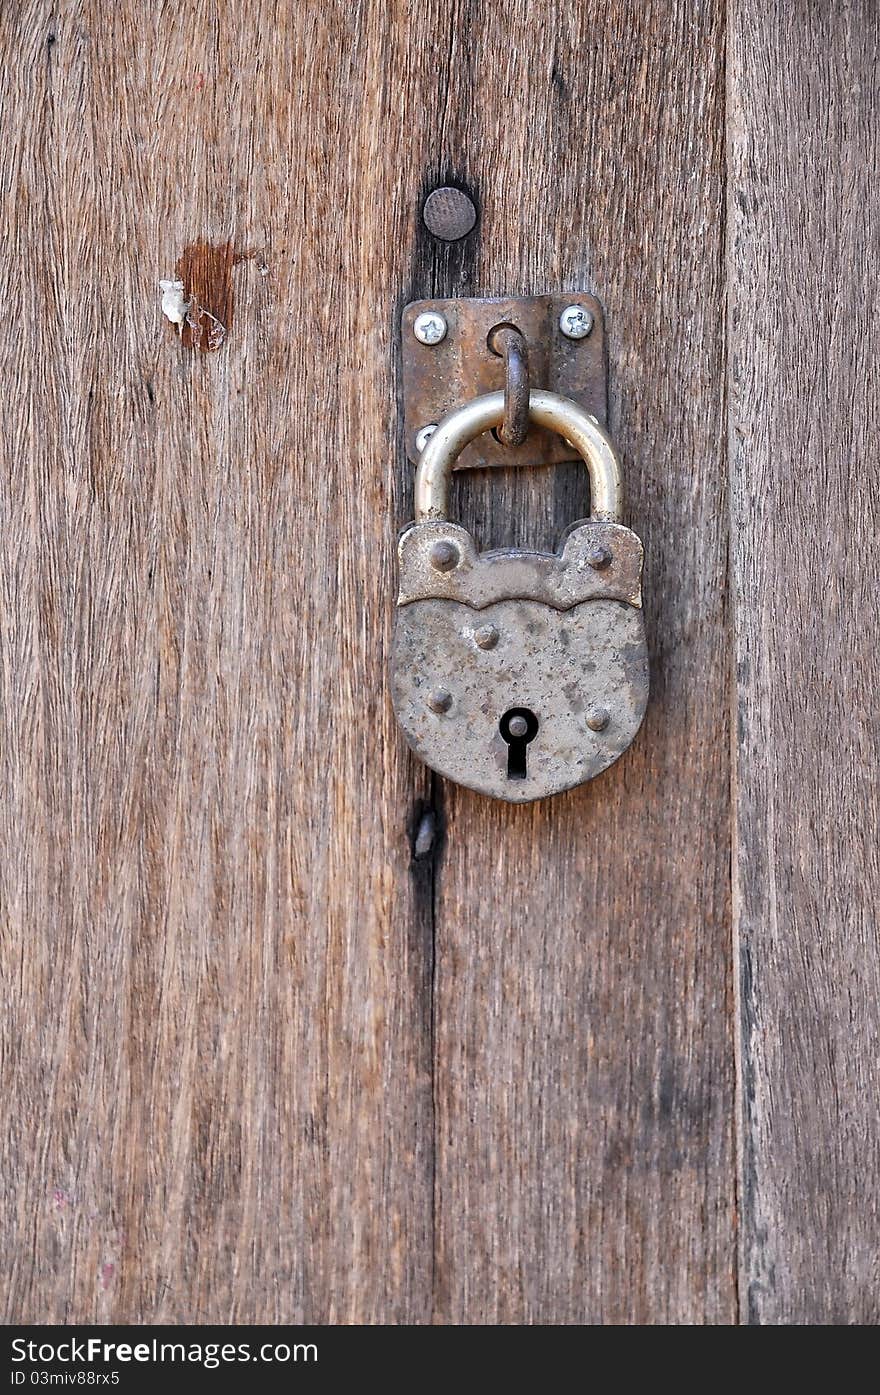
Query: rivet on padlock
[[390, 389, 649, 802]]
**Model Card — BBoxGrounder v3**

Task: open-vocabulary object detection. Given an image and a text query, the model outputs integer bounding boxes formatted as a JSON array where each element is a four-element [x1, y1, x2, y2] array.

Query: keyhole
[[499, 707, 539, 780]]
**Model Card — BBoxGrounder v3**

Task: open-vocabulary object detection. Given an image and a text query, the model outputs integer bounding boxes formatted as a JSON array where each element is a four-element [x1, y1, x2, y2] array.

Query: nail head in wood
[[422, 187, 477, 241]]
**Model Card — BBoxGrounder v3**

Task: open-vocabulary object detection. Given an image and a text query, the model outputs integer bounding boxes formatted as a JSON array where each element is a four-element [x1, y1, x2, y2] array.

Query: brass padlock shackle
[[414, 389, 623, 523]]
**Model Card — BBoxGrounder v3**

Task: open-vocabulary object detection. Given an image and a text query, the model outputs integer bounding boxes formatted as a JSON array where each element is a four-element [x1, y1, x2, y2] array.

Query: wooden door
[[1, 1, 877, 1325]]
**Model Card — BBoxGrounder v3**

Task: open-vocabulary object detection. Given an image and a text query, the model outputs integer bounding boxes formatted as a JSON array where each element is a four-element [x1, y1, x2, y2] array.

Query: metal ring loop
[[414, 390, 623, 523], [488, 325, 530, 447]]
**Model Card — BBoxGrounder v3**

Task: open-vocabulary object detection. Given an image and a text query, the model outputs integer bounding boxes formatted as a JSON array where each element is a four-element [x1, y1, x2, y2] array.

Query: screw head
[[415, 423, 438, 452], [507, 714, 529, 739], [586, 706, 611, 732], [422, 187, 477, 241], [427, 688, 452, 714], [559, 304, 594, 340], [413, 310, 448, 346], [586, 544, 612, 570], [429, 539, 460, 572], [474, 624, 499, 650]]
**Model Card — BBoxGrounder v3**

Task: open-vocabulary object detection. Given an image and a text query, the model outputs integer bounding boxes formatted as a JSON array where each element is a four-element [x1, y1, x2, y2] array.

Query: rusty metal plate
[[401, 294, 607, 470]]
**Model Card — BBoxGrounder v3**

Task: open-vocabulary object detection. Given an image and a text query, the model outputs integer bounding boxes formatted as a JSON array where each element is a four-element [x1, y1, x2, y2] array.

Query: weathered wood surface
[[0, 0, 440, 1323], [0, 0, 735, 1324], [729, 3, 880, 1324], [2, 0, 875, 1328], [428, 3, 735, 1323]]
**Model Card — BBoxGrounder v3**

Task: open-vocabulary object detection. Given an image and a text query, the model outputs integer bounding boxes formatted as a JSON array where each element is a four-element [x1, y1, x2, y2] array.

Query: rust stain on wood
[[174, 241, 237, 352]]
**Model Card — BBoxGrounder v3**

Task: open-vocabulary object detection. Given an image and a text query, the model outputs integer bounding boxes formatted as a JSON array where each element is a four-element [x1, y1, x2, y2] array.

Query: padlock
[[390, 389, 649, 802]]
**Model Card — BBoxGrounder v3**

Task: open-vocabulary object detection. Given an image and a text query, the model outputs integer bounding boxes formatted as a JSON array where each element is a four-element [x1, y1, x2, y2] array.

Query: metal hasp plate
[[401, 294, 607, 471]]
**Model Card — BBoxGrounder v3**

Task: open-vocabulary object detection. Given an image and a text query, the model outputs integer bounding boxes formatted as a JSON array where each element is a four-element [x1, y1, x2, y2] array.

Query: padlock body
[[390, 520, 649, 803]]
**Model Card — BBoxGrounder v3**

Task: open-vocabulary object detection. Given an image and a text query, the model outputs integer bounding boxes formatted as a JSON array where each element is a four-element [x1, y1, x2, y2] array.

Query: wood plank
[[0, 0, 450, 1323], [429, 2, 736, 1322], [729, 4, 880, 1324], [0, 0, 741, 1326]]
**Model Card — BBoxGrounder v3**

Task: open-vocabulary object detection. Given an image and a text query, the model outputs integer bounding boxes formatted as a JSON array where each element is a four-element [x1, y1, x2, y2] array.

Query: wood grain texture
[[729, 2, 880, 1324], [0, 0, 447, 1323], [0, 0, 738, 1326], [430, 2, 736, 1322]]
